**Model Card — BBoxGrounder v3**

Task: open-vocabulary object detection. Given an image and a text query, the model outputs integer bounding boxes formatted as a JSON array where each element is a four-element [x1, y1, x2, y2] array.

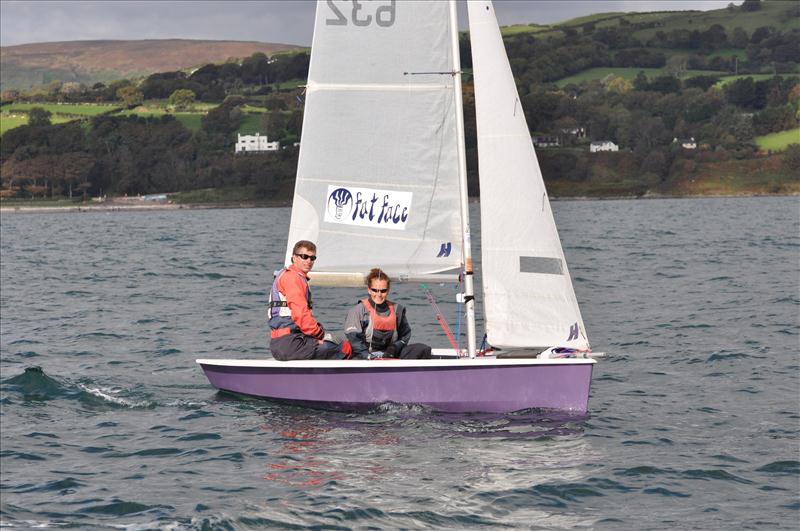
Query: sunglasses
[[294, 253, 317, 261], [369, 288, 388, 293]]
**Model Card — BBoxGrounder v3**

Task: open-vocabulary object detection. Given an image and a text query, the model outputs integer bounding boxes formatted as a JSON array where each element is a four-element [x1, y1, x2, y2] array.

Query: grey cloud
[[1, 0, 737, 47]]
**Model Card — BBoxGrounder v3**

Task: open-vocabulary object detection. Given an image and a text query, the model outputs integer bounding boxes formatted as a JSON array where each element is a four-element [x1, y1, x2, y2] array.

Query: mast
[[449, 0, 477, 358]]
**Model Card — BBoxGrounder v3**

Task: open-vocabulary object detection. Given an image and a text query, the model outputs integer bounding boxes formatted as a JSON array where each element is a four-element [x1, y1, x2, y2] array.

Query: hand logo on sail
[[328, 188, 353, 220]]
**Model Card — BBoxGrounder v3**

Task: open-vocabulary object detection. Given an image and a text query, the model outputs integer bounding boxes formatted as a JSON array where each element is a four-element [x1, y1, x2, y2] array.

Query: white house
[[235, 133, 279, 153], [533, 136, 560, 148], [589, 140, 619, 153], [673, 137, 697, 149]]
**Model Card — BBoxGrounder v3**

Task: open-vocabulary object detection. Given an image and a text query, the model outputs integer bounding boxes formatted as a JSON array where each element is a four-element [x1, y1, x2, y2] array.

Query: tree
[[201, 100, 243, 144], [633, 71, 649, 91], [286, 110, 304, 138], [1, 89, 19, 103], [731, 27, 749, 49], [264, 96, 288, 111], [640, 149, 669, 181], [168, 89, 196, 111], [750, 26, 772, 44], [783, 144, 800, 174], [605, 75, 633, 94], [725, 77, 756, 108], [263, 111, 287, 140], [116, 85, 144, 108], [666, 55, 687, 77], [28, 107, 52, 127], [647, 75, 681, 94], [741, 0, 761, 12]]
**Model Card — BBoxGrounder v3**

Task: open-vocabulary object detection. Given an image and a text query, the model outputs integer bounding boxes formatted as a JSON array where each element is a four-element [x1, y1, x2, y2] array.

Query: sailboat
[[197, 0, 599, 413]]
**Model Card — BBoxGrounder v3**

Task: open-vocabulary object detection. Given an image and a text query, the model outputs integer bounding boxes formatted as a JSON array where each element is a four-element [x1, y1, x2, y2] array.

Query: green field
[[118, 106, 206, 131], [120, 104, 271, 135], [238, 113, 265, 135], [555, 67, 719, 87], [3, 102, 120, 117], [241, 104, 268, 114], [707, 49, 748, 59], [0, 112, 73, 135], [500, 23, 554, 36], [714, 74, 798, 87], [755, 128, 800, 152]]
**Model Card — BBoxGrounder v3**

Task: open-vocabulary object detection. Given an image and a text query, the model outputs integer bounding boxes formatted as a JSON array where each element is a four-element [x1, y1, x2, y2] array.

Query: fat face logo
[[324, 185, 412, 231]]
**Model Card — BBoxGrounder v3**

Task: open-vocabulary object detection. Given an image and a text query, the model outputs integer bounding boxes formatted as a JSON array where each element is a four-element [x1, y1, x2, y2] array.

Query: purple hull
[[197, 358, 594, 413]]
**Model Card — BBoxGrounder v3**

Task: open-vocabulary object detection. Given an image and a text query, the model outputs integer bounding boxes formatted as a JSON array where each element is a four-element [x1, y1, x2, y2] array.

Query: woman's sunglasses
[[369, 288, 388, 293], [294, 253, 317, 261]]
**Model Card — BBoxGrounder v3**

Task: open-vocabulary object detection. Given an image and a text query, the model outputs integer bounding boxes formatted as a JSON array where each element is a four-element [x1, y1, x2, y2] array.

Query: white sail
[[468, 0, 590, 350], [286, 0, 464, 283]]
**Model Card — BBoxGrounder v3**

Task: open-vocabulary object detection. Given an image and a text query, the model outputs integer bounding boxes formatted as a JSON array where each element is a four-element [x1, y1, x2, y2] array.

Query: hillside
[[501, 0, 799, 40], [1, 0, 797, 204], [0, 39, 302, 91]]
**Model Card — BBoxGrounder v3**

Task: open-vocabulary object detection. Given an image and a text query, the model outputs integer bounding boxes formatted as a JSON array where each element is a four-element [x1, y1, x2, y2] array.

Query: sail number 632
[[326, 0, 396, 27]]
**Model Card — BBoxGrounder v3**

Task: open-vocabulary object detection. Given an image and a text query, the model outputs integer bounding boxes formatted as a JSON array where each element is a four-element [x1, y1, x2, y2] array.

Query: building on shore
[[589, 140, 619, 153], [235, 133, 279, 153], [533, 136, 560, 148], [673, 137, 697, 150]]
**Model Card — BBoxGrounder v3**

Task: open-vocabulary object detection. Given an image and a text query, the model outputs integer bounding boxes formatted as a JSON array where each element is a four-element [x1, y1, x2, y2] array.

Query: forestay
[[286, 0, 464, 283], [468, 1, 590, 350]]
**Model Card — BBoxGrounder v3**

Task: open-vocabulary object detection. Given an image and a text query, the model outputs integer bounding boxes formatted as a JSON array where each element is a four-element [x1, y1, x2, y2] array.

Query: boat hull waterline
[[196, 358, 595, 413]]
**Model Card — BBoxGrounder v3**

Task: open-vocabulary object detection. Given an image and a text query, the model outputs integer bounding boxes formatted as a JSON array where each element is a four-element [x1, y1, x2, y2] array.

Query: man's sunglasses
[[294, 253, 317, 261], [369, 288, 388, 293]]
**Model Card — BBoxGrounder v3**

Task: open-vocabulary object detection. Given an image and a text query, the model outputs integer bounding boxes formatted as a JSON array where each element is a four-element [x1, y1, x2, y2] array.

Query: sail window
[[519, 256, 563, 275]]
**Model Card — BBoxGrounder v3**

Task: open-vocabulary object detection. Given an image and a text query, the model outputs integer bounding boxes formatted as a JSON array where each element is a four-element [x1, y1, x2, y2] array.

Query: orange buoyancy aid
[[360, 298, 398, 351], [268, 267, 313, 338]]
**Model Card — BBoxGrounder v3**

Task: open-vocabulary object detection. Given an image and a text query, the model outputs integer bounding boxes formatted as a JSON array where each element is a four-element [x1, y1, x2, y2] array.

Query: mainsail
[[286, 0, 464, 282], [468, 0, 590, 350]]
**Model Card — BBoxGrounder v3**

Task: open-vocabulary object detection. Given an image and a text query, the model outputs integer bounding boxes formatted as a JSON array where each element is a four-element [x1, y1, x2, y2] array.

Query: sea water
[[1, 197, 798, 529]]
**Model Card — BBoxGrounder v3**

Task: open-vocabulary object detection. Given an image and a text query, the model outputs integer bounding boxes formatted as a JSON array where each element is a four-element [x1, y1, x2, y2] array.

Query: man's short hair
[[292, 240, 317, 255]]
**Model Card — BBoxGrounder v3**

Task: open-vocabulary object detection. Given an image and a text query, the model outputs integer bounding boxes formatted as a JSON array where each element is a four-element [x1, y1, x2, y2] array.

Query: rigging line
[[420, 284, 460, 354]]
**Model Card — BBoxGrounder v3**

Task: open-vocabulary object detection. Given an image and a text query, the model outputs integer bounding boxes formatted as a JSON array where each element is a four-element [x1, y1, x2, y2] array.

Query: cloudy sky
[[1, 0, 738, 47]]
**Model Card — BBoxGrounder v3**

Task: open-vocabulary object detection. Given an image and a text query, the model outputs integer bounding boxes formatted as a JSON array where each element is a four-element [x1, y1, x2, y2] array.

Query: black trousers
[[270, 333, 345, 361], [398, 343, 432, 359]]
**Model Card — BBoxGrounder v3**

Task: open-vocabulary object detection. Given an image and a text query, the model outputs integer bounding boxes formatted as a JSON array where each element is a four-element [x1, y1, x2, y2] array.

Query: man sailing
[[268, 240, 350, 360]]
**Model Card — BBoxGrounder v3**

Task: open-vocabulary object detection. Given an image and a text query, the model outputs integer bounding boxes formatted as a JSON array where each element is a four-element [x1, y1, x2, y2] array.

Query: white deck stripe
[[196, 357, 595, 369]]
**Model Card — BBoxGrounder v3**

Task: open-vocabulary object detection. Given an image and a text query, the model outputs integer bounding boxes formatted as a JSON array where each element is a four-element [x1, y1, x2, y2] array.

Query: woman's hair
[[365, 268, 390, 288]]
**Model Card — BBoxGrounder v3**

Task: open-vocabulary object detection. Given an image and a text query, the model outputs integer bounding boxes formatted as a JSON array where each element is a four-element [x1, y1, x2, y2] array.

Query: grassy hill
[[501, 1, 798, 39], [755, 128, 800, 151], [629, 0, 799, 40], [0, 39, 301, 91]]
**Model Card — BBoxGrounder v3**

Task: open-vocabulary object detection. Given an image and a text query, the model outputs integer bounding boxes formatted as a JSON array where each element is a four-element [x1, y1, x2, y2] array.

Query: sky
[[1, 0, 739, 48]]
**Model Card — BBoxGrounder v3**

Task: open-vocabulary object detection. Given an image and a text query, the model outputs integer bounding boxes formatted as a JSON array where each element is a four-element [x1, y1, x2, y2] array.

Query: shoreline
[[1, 193, 797, 214]]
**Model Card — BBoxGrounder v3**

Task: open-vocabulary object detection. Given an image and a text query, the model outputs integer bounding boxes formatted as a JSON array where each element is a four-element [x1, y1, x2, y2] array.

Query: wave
[[1, 367, 156, 409], [76, 384, 154, 409], [755, 460, 799, 475]]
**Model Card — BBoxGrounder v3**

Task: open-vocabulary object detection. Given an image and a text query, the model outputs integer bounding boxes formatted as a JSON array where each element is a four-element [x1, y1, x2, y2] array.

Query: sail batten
[[308, 83, 452, 92]]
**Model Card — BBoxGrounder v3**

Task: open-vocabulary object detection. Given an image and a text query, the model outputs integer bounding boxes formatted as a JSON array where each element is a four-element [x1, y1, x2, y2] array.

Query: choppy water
[[1, 197, 798, 529]]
